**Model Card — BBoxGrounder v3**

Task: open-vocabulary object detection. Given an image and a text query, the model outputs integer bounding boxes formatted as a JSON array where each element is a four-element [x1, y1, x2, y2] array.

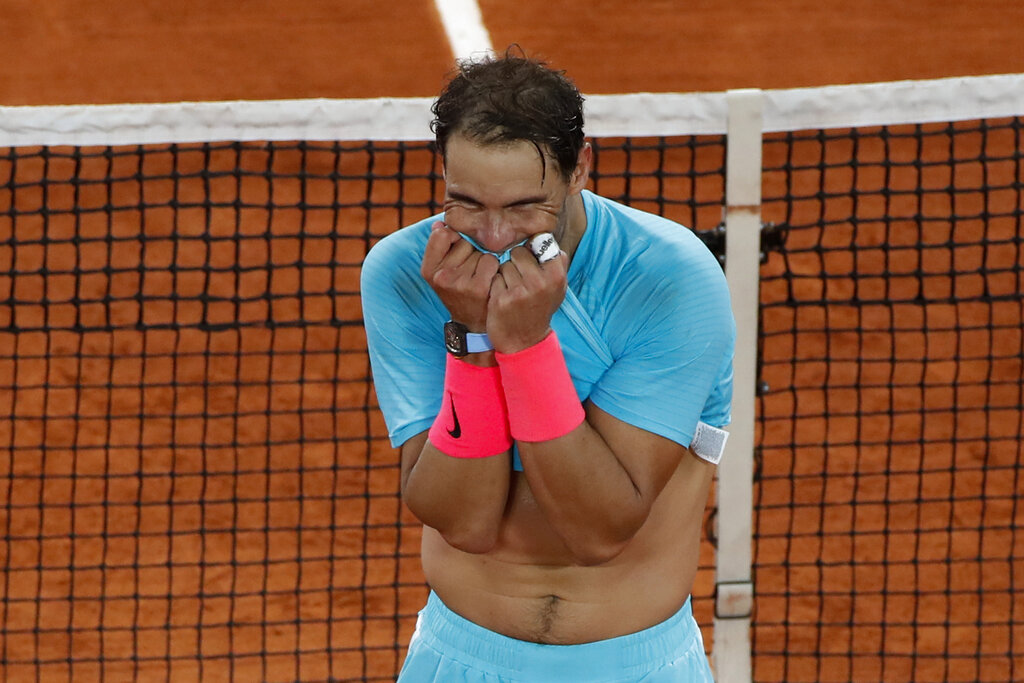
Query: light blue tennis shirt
[[360, 190, 735, 463]]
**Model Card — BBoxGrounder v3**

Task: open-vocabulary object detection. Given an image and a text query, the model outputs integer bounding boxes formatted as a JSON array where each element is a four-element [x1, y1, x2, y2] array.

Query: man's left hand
[[486, 245, 568, 353]]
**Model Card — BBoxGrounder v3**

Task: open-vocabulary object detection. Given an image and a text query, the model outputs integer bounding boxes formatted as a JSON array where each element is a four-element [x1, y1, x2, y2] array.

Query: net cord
[[1, 73, 1023, 147]]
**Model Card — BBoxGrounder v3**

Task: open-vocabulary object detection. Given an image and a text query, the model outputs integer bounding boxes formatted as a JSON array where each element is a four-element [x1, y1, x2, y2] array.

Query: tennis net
[[1, 74, 1022, 682], [754, 115, 1023, 682], [0, 102, 726, 682]]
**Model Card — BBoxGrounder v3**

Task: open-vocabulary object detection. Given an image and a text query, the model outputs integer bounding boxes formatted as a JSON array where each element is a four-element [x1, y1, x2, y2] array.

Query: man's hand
[[420, 221, 499, 331], [487, 245, 568, 353]]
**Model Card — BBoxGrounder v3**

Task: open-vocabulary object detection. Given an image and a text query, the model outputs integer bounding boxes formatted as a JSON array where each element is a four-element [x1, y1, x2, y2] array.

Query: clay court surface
[[3, 0, 1024, 103], [2, 2, 1023, 682]]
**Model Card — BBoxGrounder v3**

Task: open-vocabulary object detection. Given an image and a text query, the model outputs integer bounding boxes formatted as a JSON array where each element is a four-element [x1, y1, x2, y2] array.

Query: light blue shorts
[[397, 591, 715, 682]]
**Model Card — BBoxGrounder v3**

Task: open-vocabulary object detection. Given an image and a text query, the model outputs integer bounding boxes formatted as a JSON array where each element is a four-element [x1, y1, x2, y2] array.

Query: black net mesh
[[754, 118, 1024, 682], [4, 113, 1020, 683], [0, 135, 726, 682]]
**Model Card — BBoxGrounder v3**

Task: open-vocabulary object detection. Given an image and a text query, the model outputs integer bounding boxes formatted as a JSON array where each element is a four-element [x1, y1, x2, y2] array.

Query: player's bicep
[[584, 400, 688, 503]]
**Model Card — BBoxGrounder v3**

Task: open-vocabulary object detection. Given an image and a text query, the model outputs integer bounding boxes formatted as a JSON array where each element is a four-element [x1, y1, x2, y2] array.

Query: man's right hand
[[420, 221, 499, 331]]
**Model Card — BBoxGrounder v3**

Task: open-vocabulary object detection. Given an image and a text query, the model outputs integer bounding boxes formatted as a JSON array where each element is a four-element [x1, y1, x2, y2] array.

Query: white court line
[[434, 0, 494, 59]]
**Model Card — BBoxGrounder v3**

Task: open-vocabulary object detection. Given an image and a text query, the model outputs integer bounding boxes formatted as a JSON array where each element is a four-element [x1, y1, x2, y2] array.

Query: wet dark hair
[[430, 47, 586, 181]]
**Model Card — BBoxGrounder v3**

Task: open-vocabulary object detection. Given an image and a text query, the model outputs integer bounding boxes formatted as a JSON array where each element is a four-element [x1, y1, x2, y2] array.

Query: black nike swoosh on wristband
[[446, 395, 462, 439]]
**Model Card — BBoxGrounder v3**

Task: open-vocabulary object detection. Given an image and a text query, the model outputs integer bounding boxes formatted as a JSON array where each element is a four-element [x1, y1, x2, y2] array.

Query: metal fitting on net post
[[695, 220, 785, 269], [714, 580, 754, 620]]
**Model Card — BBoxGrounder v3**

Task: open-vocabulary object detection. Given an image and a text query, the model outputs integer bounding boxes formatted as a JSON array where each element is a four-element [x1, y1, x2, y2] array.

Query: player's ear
[[568, 143, 592, 193]]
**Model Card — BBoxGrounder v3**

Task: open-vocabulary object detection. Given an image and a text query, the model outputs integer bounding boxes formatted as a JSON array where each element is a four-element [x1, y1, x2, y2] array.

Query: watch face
[[444, 321, 467, 355]]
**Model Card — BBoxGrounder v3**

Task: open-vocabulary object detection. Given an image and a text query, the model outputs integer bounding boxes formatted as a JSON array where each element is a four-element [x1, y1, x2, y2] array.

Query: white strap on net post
[[712, 88, 763, 683]]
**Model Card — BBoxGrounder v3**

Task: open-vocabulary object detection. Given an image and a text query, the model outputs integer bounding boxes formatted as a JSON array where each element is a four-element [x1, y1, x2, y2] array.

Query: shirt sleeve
[[360, 224, 449, 447], [587, 241, 735, 449]]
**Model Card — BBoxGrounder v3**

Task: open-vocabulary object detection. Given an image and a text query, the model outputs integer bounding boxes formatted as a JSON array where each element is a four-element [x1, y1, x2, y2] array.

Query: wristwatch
[[444, 321, 493, 356]]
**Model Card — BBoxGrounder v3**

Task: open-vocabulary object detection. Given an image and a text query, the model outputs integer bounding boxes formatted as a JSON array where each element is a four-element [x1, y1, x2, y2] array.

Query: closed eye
[[506, 196, 548, 209], [447, 190, 548, 210], [445, 196, 483, 210]]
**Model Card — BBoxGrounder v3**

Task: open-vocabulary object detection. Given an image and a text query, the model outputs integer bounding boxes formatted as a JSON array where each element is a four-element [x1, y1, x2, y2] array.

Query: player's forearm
[[517, 425, 651, 565], [397, 343, 513, 552], [403, 441, 512, 554], [491, 329, 647, 562]]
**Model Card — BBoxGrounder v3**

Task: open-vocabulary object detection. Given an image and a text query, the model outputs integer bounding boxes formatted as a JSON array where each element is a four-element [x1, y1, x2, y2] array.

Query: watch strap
[[465, 332, 493, 353]]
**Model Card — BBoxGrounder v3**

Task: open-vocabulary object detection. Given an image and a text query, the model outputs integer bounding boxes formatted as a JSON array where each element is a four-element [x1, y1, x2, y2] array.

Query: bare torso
[[422, 452, 715, 644]]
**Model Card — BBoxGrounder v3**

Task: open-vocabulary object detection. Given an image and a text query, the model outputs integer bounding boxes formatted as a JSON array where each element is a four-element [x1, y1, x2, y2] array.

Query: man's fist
[[420, 221, 499, 332]]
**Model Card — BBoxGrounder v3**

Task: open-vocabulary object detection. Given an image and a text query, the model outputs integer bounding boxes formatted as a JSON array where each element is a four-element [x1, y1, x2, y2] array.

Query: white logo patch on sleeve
[[691, 421, 728, 465]]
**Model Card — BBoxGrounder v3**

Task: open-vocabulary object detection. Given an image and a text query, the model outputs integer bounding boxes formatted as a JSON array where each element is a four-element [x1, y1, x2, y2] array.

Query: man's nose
[[474, 211, 518, 253]]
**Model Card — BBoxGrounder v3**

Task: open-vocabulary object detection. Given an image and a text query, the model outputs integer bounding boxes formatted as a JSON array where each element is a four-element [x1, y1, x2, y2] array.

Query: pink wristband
[[428, 355, 512, 458], [495, 331, 585, 442]]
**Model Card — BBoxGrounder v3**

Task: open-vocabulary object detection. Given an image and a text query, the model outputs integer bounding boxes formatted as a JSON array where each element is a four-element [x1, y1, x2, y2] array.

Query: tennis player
[[360, 48, 735, 682]]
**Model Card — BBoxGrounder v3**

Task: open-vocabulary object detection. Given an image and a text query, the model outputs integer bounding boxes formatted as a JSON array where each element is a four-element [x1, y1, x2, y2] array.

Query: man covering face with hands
[[361, 47, 735, 682]]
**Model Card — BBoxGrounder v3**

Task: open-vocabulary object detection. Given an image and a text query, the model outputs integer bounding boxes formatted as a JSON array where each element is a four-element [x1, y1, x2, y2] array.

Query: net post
[[713, 87, 762, 683]]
